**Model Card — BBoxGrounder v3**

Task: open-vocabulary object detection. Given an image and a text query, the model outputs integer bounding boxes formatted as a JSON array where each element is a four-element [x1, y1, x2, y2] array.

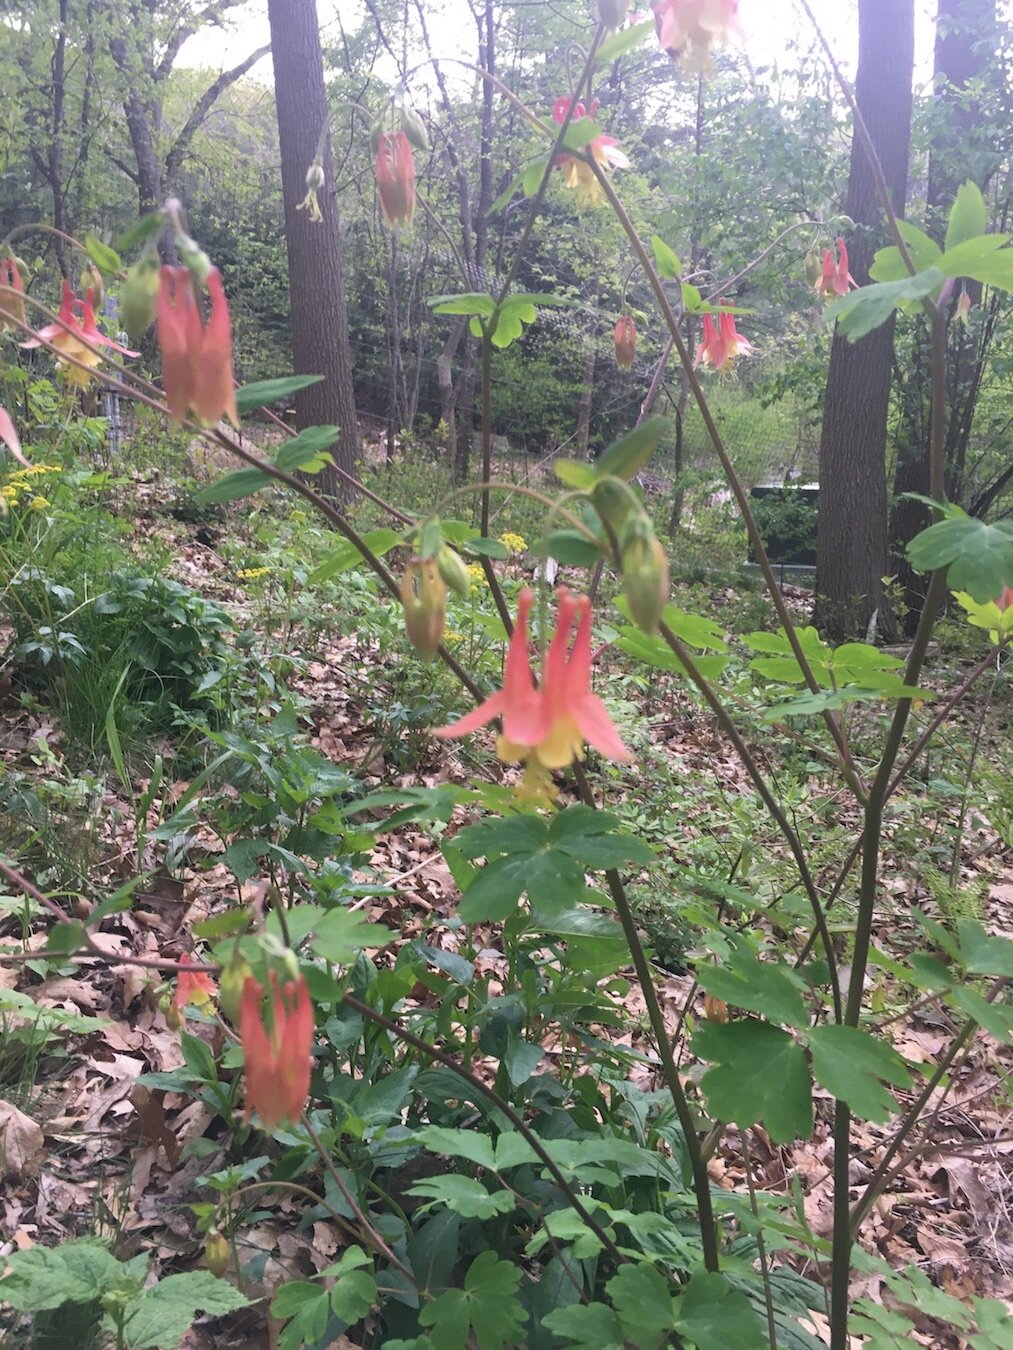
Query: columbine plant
[[1, 5, 1011, 1350]]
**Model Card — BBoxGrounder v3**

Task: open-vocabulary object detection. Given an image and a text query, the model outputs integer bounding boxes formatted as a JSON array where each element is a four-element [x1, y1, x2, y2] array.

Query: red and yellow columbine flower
[[695, 301, 755, 371], [654, 0, 740, 67], [552, 96, 630, 209], [815, 237, 856, 298], [436, 588, 632, 789], [23, 281, 137, 387], [0, 258, 26, 332], [376, 130, 417, 229], [240, 972, 313, 1131], [173, 955, 217, 1013], [614, 315, 637, 370], [156, 266, 238, 427]]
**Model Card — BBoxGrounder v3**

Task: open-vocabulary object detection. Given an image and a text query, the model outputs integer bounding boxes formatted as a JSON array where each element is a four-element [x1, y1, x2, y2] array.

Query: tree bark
[[814, 0, 914, 642], [267, 0, 361, 501]]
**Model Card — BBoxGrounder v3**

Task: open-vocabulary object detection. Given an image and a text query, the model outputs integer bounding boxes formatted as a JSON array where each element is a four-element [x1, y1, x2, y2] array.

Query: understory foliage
[[1, 4, 1012, 1350]]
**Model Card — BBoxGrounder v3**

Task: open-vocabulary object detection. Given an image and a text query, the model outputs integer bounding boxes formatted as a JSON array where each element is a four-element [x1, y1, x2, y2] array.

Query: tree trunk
[[814, 0, 914, 642], [267, 0, 361, 501], [889, 0, 997, 634]]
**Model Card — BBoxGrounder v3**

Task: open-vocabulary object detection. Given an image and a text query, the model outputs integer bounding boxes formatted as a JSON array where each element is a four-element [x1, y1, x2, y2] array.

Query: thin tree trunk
[[267, 0, 361, 501], [814, 0, 914, 642]]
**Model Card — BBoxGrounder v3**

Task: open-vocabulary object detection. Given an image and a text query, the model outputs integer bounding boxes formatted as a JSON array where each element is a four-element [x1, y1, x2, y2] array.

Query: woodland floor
[[1, 448, 1011, 1348]]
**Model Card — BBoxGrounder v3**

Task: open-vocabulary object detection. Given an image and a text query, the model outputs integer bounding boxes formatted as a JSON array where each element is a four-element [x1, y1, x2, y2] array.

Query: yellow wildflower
[[28, 496, 49, 511], [237, 566, 271, 580], [499, 532, 527, 555]]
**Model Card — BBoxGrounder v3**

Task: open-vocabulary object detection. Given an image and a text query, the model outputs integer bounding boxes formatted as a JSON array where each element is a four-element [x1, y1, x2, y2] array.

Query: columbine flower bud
[[614, 315, 637, 370], [219, 951, 253, 1023], [400, 558, 446, 661], [205, 1232, 230, 1278], [120, 255, 161, 343], [80, 265, 104, 307], [436, 544, 472, 600], [297, 161, 325, 224], [400, 107, 431, 152], [597, 0, 629, 29], [0, 257, 26, 333], [376, 130, 417, 229], [592, 475, 641, 535], [955, 288, 972, 325], [620, 516, 669, 634], [176, 232, 214, 287]]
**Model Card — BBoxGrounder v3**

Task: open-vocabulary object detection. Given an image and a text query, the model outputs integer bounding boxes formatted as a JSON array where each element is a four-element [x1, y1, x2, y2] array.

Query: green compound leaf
[[273, 424, 339, 471], [408, 1174, 517, 1220], [428, 292, 496, 316], [596, 416, 669, 482], [415, 1125, 496, 1170], [594, 17, 654, 64], [120, 1271, 248, 1349], [694, 939, 809, 1029], [0, 1240, 132, 1311], [946, 180, 989, 252], [954, 919, 1013, 977], [321, 1246, 377, 1325], [869, 221, 942, 282], [651, 234, 682, 279], [554, 457, 599, 489], [907, 512, 1013, 602], [673, 1270, 768, 1350], [418, 1251, 526, 1350], [694, 1020, 813, 1143], [825, 268, 944, 340], [114, 210, 166, 254], [454, 808, 648, 923], [85, 234, 122, 275], [939, 233, 1013, 288], [543, 1302, 625, 1349], [807, 1025, 911, 1122], [308, 527, 402, 584], [234, 374, 323, 416], [271, 1282, 331, 1350], [606, 1263, 676, 1349]]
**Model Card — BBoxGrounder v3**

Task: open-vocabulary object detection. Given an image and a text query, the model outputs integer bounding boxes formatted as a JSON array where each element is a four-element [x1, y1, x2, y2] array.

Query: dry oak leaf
[[0, 1099, 45, 1176]]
